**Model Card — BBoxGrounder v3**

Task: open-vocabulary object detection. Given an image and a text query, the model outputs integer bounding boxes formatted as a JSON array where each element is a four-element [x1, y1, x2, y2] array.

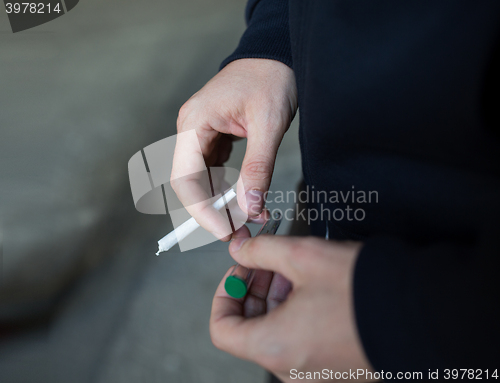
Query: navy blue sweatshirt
[[222, 0, 500, 375]]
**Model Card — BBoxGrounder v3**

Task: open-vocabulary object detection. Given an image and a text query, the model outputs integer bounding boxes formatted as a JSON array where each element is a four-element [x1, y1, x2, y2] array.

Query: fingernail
[[245, 190, 264, 216], [230, 238, 249, 253]]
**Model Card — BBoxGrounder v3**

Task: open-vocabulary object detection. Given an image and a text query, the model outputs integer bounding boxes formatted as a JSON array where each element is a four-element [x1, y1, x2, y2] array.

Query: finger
[[231, 216, 275, 317], [246, 208, 270, 224], [214, 134, 234, 166], [229, 224, 272, 318], [229, 235, 303, 285], [230, 222, 250, 240], [237, 123, 285, 217], [243, 269, 274, 318], [225, 201, 270, 235], [267, 273, 293, 312], [170, 129, 233, 241], [211, 267, 268, 360]]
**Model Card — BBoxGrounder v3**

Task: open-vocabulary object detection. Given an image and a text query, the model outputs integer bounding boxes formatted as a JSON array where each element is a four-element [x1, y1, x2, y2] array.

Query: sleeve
[[353, 214, 500, 375], [220, 0, 292, 70]]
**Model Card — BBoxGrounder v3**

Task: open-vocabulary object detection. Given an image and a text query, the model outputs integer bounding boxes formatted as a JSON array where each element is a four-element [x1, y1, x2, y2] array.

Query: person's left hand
[[210, 229, 374, 382]]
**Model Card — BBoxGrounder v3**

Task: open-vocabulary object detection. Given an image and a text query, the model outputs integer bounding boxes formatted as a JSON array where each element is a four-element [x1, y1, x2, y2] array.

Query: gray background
[[0, 1, 302, 382]]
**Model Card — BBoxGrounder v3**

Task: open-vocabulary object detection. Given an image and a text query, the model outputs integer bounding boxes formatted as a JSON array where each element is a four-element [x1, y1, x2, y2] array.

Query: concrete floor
[[0, 1, 302, 382]]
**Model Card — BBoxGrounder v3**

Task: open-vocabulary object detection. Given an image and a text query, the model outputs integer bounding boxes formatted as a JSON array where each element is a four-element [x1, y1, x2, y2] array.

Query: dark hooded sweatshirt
[[221, 0, 500, 375]]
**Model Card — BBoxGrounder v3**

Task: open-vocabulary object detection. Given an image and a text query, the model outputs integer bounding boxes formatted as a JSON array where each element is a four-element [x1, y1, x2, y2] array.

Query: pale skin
[[172, 58, 375, 381]]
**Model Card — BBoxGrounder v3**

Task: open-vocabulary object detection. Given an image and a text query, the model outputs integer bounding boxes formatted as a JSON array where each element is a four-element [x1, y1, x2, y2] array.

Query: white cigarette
[[156, 188, 237, 255]]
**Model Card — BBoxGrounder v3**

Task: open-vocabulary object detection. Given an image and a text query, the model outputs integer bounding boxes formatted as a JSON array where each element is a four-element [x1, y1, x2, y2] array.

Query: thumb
[[229, 235, 303, 286], [237, 126, 283, 216]]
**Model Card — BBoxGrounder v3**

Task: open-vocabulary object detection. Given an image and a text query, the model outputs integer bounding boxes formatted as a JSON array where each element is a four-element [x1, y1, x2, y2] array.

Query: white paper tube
[[156, 188, 237, 255]]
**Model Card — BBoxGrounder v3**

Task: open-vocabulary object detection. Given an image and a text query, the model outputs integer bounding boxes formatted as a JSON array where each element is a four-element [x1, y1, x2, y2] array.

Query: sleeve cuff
[[220, 0, 292, 70]]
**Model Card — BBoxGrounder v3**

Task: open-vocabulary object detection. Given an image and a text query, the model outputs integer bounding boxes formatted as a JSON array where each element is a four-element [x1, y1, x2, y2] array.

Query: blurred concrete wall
[[0, 1, 302, 382], [0, 0, 245, 319]]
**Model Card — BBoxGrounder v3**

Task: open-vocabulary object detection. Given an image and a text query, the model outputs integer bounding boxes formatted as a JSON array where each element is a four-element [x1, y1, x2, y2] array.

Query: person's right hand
[[171, 58, 297, 241]]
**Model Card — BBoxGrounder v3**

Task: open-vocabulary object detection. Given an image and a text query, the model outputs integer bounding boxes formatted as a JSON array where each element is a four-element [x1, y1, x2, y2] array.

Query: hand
[[210, 232, 375, 383], [171, 59, 297, 241]]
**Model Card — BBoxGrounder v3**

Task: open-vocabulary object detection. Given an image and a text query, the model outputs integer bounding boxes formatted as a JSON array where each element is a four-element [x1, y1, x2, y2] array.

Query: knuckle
[[177, 103, 190, 124], [251, 326, 306, 372], [261, 353, 288, 372], [209, 326, 224, 351], [169, 175, 181, 192], [246, 237, 262, 255], [177, 99, 198, 128], [288, 240, 308, 262], [179, 98, 195, 116], [243, 158, 273, 181], [288, 238, 322, 267], [302, 237, 324, 252], [303, 237, 324, 252], [254, 340, 290, 372]]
